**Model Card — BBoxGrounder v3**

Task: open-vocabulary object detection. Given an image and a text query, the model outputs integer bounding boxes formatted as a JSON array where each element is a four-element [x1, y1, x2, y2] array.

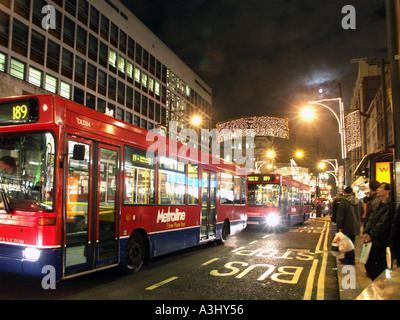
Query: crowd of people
[[330, 181, 400, 281]]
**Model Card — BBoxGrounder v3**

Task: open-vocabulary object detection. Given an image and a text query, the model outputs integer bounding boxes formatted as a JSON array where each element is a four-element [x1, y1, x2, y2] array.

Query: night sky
[[120, 0, 387, 162]]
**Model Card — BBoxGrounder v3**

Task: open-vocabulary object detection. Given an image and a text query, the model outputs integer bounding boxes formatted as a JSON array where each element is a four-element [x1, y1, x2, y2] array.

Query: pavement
[[335, 232, 373, 300], [328, 216, 398, 300]]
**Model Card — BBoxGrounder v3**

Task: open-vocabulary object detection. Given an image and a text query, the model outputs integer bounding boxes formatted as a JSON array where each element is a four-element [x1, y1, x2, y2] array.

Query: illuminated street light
[[191, 115, 201, 126], [266, 150, 275, 158], [306, 97, 347, 185], [318, 162, 326, 170], [295, 150, 304, 158], [301, 108, 314, 120]]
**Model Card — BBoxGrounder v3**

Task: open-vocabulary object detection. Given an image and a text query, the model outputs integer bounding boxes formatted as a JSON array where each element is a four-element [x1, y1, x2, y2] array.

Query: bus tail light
[[38, 217, 56, 226]]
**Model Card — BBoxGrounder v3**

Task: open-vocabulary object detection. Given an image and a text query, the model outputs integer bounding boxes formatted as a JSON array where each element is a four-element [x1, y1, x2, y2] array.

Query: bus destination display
[[0, 99, 39, 125], [248, 174, 275, 182]]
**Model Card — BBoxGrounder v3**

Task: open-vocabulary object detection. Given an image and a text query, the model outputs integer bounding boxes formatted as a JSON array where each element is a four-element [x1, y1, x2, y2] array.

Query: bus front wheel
[[122, 231, 145, 274]]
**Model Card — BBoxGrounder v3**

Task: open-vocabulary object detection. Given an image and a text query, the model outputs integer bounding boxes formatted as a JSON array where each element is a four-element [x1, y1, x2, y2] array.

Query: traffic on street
[[0, 216, 339, 301]]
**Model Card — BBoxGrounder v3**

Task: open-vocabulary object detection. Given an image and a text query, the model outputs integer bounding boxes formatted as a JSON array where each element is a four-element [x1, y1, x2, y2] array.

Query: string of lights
[[216, 116, 289, 142]]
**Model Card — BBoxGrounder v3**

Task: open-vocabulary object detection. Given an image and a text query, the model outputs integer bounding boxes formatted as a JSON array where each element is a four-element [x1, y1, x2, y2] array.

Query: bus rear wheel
[[122, 231, 145, 274]]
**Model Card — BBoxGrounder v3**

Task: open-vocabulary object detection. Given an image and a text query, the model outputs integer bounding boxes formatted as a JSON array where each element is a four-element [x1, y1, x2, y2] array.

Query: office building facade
[[0, 0, 212, 148]]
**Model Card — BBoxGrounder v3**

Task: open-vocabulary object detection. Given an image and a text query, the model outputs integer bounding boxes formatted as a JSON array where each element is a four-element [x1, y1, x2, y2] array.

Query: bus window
[[124, 146, 155, 205], [220, 172, 233, 204], [187, 164, 199, 205], [0, 132, 55, 212], [234, 176, 246, 204], [247, 184, 280, 207], [158, 156, 186, 205]]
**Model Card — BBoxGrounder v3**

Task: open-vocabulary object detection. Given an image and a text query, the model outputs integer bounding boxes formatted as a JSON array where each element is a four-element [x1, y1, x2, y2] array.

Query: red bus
[[0, 94, 247, 280], [246, 174, 311, 228]]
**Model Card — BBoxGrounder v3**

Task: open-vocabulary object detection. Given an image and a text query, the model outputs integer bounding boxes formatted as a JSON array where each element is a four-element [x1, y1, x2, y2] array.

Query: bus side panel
[[217, 205, 247, 235], [148, 227, 200, 258]]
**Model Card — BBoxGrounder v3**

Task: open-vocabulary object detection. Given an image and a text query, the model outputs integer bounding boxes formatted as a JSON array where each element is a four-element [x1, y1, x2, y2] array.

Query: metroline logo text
[[157, 207, 186, 223]]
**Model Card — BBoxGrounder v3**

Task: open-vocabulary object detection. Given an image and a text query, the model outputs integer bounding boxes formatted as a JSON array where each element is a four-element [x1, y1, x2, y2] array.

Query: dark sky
[[120, 0, 387, 162]]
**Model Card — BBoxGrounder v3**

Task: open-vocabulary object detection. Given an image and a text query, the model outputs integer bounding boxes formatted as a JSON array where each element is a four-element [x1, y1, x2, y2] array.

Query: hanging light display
[[216, 116, 289, 143]]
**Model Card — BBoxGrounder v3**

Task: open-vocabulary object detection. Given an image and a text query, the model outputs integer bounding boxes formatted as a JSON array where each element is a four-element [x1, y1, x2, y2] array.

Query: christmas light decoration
[[345, 110, 361, 151], [216, 116, 289, 142]]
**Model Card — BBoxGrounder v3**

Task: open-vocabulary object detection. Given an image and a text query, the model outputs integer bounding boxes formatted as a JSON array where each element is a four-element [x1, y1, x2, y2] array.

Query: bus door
[[64, 138, 120, 277], [298, 190, 304, 224], [200, 170, 217, 241]]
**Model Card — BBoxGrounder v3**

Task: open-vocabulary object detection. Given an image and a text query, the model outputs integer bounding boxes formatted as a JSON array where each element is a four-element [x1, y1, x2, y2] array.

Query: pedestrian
[[363, 182, 394, 280], [363, 180, 380, 228], [336, 186, 364, 265], [331, 193, 343, 224]]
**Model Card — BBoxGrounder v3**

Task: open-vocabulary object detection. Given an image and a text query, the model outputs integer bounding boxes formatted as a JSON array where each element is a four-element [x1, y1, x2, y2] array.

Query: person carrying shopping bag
[[363, 183, 394, 280], [336, 186, 364, 265]]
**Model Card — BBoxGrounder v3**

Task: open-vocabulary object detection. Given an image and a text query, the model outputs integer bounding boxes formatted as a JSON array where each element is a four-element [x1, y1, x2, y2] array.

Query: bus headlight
[[23, 248, 41, 261], [265, 213, 280, 227]]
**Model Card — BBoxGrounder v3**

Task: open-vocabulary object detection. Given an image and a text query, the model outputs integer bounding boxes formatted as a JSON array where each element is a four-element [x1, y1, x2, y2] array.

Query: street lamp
[[303, 97, 347, 185]]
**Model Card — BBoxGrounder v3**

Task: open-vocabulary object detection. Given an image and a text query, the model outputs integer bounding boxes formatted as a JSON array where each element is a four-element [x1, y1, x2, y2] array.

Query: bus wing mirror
[[73, 145, 85, 160]]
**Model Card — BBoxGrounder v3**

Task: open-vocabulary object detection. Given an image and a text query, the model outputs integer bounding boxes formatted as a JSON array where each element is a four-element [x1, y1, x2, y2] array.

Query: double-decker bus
[[246, 173, 311, 228], [0, 94, 247, 280]]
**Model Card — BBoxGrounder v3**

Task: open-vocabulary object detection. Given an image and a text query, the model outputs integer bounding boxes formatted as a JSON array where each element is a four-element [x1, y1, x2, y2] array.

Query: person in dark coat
[[336, 186, 364, 264], [363, 183, 394, 280], [363, 180, 380, 228]]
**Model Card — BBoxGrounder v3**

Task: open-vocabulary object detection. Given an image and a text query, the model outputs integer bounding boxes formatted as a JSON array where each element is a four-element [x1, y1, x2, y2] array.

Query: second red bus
[[246, 174, 311, 228]]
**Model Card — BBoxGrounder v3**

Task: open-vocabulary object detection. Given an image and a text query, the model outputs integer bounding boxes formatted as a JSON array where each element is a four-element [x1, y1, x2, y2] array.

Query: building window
[[61, 48, 73, 78], [126, 111, 132, 124], [45, 74, 57, 93], [100, 14, 109, 41], [12, 19, 28, 56], [60, 81, 71, 99], [155, 81, 160, 97], [99, 42, 108, 68], [0, 11, 9, 48], [119, 30, 126, 53], [47, 39, 60, 72], [63, 17, 75, 48], [74, 86, 84, 105], [126, 86, 133, 109], [98, 69, 107, 96], [74, 55, 86, 85], [127, 61, 133, 79], [89, 5, 99, 33], [118, 56, 125, 74], [86, 93, 96, 109], [14, 0, 30, 20], [118, 81, 125, 105], [109, 49, 117, 69], [28, 66, 42, 87], [87, 63, 97, 91], [142, 72, 148, 89], [117, 107, 124, 121], [30, 30, 45, 65], [76, 26, 87, 55], [0, 52, 7, 72], [88, 34, 98, 62], [134, 67, 141, 88], [110, 22, 118, 48], [108, 75, 116, 100], [10, 58, 25, 80]]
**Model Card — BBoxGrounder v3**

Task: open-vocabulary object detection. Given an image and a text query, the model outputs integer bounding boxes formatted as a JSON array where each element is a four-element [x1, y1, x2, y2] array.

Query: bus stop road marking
[[146, 277, 179, 291], [202, 258, 220, 266]]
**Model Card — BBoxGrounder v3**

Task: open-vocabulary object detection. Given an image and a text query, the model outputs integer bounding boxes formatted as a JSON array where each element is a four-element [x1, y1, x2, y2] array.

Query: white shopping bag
[[360, 242, 372, 264], [331, 232, 354, 256]]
